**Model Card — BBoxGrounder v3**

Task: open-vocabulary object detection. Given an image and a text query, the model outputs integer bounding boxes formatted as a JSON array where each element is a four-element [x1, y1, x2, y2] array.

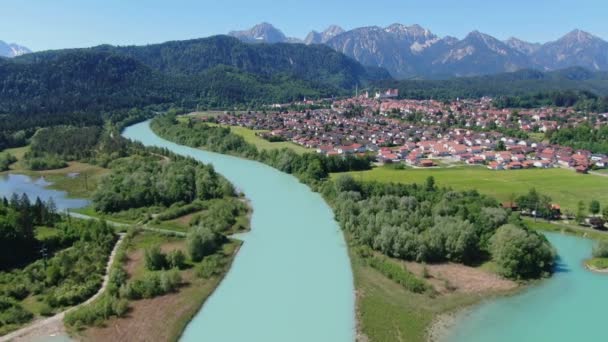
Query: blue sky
[[2, 0, 607, 51]]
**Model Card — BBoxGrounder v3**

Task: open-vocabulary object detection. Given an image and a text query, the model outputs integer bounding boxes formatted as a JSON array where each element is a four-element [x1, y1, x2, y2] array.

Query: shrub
[[159, 269, 182, 293], [167, 250, 186, 270], [490, 224, 556, 279], [64, 294, 128, 328], [188, 227, 220, 262], [39, 303, 54, 317], [144, 245, 167, 271], [196, 255, 224, 279], [367, 256, 429, 293], [592, 241, 608, 258]]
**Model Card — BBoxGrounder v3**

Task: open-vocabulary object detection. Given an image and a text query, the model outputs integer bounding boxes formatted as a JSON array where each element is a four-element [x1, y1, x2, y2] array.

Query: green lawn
[[339, 166, 608, 213]]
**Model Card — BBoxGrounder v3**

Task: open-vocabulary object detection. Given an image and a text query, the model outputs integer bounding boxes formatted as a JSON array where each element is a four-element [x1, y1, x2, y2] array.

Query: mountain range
[[228, 23, 608, 79], [0, 35, 387, 115], [0, 40, 31, 58]]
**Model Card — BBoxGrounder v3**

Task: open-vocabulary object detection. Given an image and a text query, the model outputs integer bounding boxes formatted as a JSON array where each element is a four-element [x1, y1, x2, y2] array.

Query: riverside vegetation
[[0, 112, 251, 341], [0, 195, 117, 336], [151, 113, 556, 341]]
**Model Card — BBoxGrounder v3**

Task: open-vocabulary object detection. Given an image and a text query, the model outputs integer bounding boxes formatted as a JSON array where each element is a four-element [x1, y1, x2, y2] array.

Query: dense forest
[[93, 156, 234, 213], [151, 115, 556, 279], [493, 90, 608, 111], [547, 123, 608, 154], [0, 36, 386, 119], [374, 67, 608, 102], [324, 176, 555, 279], [0, 195, 59, 270]]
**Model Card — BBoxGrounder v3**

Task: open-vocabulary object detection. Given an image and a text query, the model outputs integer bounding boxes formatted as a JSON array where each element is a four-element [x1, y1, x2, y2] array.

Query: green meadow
[[338, 166, 608, 213]]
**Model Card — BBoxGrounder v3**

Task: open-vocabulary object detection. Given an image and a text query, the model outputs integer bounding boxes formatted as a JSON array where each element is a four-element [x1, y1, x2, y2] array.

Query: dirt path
[[1, 234, 126, 342]]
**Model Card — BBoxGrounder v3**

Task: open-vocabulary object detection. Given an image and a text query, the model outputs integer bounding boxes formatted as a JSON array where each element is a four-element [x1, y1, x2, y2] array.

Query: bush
[[0, 296, 33, 326], [592, 241, 608, 258], [39, 303, 54, 317], [159, 269, 182, 293], [196, 255, 224, 279], [367, 256, 429, 293], [64, 294, 128, 328], [122, 270, 181, 300], [188, 227, 220, 262], [490, 224, 556, 279], [144, 245, 167, 271], [167, 250, 186, 270]]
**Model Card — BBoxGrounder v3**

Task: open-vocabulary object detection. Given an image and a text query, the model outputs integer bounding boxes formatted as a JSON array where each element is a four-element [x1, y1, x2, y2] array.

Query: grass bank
[[350, 248, 519, 342], [525, 218, 608, 241], [338, 165, 608, 213], [186, 113, 311, 154]]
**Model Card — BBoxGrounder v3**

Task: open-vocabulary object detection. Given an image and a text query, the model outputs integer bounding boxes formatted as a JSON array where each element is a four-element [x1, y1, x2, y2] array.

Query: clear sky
[[2, 0, 607, 51]]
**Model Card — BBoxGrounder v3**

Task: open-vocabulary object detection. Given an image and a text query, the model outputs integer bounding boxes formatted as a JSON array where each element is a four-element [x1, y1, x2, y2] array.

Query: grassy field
[[351, 251, 513, 342], [186, 113, 312, 154], [339, 166, 608, 213], [525, 218, 608, 241]]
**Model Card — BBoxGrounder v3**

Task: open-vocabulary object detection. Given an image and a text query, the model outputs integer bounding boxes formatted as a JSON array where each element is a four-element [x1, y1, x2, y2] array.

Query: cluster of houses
[[333, 96, 601, 134], [208, 95, 608, 173]]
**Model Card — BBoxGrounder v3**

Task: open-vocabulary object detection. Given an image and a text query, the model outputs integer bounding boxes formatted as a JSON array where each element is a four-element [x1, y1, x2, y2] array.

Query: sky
[[1, 0, 607, 51]]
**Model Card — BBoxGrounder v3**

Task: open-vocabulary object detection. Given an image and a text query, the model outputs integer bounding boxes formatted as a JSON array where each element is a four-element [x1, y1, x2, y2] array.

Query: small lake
[[123, 121, 355, 341], [0, 173, 89, 211], [444, 232, 608, 342]]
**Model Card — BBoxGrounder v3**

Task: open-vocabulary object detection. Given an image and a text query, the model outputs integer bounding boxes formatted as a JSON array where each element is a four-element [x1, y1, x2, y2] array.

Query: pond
[[0, 173, 89, 211]]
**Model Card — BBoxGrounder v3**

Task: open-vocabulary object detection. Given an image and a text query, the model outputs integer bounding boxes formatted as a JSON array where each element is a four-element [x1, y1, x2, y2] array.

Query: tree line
[[151, 115, 556, 280], [151, 114, 373, 182]]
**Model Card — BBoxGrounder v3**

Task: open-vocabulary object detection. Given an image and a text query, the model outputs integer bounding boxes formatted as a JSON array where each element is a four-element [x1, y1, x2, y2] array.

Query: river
[[444, 232, 608, 342], [122, 120, 355, 342]]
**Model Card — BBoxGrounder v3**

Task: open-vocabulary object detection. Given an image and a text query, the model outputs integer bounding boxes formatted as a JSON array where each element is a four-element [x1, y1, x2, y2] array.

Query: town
[[203, 91, 608, 173]]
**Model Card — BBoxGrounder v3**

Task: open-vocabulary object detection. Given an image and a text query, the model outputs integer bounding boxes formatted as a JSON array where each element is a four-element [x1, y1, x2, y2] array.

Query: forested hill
[[90, 35, 390, 88], [0, 51, 173, 115], [374, 67, 608, 100], [2, 35, 389, 113]]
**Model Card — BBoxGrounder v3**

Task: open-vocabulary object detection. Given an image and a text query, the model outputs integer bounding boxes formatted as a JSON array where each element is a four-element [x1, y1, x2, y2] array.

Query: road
[[0, 234, 126, 342]]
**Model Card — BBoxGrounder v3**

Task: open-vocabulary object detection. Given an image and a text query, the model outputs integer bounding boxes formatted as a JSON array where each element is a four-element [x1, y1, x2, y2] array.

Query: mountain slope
[[532, 29, 608, 71], [80, 35, 389, 89], [373, 67, 608, 100], [430, 31, 531, 77], [0, 40, 31, 58], [229, 23, 608, 79], [304, 25, 345, 45], [228, 23, 300, 43], [505, 38, 541, 55], [2, 35, 391, 115]]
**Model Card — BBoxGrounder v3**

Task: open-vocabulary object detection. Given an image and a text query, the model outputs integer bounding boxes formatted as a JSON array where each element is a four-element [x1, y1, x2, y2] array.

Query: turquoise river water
[[123, 121, 355, 342], [122, 120, 607, 342], [445, 232, 608, 342]]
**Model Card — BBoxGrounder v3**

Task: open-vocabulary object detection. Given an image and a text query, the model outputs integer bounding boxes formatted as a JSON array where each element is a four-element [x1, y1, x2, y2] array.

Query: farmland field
[[337, 166, 608, 213]]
